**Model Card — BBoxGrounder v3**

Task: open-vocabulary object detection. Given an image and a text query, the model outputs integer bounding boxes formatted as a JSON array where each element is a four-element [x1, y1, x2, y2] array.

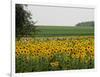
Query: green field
[[31, 26, 94, 37]]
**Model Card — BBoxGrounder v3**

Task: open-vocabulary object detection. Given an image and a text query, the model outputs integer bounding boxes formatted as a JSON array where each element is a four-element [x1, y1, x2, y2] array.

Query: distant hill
[[75, 21, 94, 27]]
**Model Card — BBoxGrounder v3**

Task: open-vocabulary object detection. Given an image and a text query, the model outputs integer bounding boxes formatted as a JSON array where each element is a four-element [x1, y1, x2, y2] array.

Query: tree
[[16, 4, 36, 38], [76, 21, 94, 27]]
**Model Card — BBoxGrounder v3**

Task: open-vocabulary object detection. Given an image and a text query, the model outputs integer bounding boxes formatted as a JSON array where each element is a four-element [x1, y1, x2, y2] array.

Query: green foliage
[[16, 4, 36, 38], [50, 53, 94, 70], [16, 55, 50, 73], [76, 21, 94, 27], [16, 53, 94, 73]]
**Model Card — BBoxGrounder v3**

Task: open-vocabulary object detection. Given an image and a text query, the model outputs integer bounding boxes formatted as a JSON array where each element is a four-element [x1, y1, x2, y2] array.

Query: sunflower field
[[16, 36, 94, 73]]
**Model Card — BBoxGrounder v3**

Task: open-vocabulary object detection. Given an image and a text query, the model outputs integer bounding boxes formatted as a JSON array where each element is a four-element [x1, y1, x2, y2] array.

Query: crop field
[[16, 36, 94, 73], [16, 26, 94, 73], [15, 4, 95, 73], [32, 26, 94, 37]]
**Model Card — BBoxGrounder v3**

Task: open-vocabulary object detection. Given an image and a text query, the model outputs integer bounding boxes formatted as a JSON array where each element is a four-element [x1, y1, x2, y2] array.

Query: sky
[[25, 4, 94, 26]]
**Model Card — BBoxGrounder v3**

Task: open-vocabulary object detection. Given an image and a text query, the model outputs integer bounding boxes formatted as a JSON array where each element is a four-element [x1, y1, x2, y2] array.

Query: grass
[[31, 26, 94, 37]]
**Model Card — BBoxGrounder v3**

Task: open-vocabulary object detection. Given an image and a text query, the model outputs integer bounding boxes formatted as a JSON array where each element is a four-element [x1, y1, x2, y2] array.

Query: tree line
[[75, 21, 94, 27]]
